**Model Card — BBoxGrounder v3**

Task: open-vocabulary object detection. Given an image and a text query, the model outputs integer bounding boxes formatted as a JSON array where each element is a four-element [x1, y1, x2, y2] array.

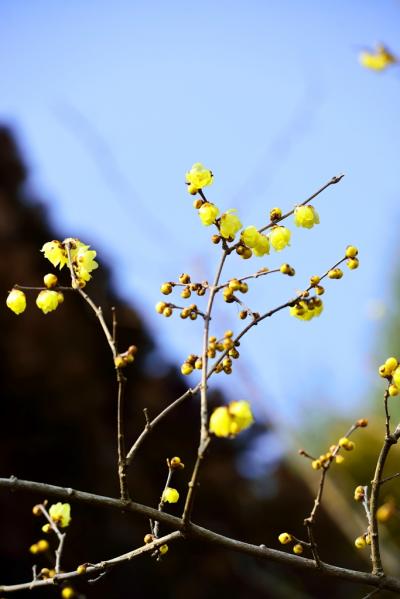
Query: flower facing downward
[[269, 226, 291, 251], [36, 290, 61, 314], [49, 502, 71, 528], [209, 400, 254, 438], [294, 205, 320, 229], [162, 487, 180, 503], [6, 289, 27, 315], [219, 210, 242, 239], [198, 202, 220, 226], [186, 163, 213, 190]]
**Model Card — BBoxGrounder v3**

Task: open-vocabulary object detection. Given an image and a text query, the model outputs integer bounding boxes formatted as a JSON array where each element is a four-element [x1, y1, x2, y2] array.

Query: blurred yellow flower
[[209, 400, 254, 438], [49, 502, 71, 528], [359, 44, 397, 71], [6, 289, 27, 315]]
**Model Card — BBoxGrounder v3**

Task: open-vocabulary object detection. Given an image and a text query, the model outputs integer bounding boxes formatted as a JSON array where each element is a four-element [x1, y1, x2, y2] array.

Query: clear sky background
[[1, 1, 399, 452]]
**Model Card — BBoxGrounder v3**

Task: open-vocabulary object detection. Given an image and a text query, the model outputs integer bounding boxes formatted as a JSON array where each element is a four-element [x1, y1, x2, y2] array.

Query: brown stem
[[1, 477, 400, 595], [117, 369, 129, 501], [182, 437, 210, 523]]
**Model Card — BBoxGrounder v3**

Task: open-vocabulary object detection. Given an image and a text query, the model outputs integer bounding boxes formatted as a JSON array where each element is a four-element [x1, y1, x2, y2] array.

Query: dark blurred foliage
[[0, 128, 374, 598]]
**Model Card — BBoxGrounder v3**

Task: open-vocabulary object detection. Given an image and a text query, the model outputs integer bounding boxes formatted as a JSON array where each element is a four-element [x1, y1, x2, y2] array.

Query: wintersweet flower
[[162, 487, 180, 503], [185, 163, 213, 189], [6, 289, 27, 315], [219, 210, 242, 239], [270, 226, 291, 251], [209, 400, 254, 438], [392, 365, 400, 388], [241, 226, 260, 248], [253, 234, 270, 257], [41, 240, 68, 269], [36, 290, 61, 314], [294, 205, 320, 229], [49, 502, 71, 528], [75, 242, 98, 283], [359, 45, 397, 71], [290, 299, 323, 321], [198, 202, 220, 226]]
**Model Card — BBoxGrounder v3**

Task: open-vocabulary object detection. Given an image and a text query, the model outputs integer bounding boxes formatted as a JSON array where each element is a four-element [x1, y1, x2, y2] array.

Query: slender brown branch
[[379, 472, 400, 486], [182, 437, 210, 523], [38, 504, 65, 574], [153, 466, 174, 539], [117, 369, 129, 501], [369, 392, 400, 576], [258, 174, 344, 234], [1, 477, 400, 595]]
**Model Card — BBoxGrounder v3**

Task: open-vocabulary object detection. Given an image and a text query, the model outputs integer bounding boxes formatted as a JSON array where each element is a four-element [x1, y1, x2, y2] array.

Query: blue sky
[[1, 0, 400, 439]]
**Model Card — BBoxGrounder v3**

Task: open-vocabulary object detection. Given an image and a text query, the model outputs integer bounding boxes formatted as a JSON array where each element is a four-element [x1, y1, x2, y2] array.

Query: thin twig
[[153, 465, 174, 539], [38, 504, 66, 574], [1, 477, 400, 595]]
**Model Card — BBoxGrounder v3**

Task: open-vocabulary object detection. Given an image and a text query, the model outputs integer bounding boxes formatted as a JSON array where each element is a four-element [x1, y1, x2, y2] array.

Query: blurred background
[[1, 1, 400, 597]]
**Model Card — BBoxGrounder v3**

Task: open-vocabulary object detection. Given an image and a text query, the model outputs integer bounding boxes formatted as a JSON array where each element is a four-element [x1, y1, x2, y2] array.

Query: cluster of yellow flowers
[[209, 400, 254, 438], [278, 533, 304, 555], [6, 239, 98, 316], [185, 163, 321, 258], [359, 44, 398, 72], [378, 356, 400, 396], [42, 238, 98, 288]]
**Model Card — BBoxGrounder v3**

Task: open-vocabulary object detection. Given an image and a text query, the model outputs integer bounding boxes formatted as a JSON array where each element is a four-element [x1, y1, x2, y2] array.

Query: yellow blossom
[[49, 502, 71, 528], [219, 210, 242, 239], [186, 163, 213, 189], [198, 202, 220, 226], [253, 234, 270, 257], [290, 299, 323, 321], [269, 226, 291, 251], [6, 289, 27, 315], [209, 401, 254, 438], [75, 242, 98, 284], [392, 365, 400, 388], [359, 44, 397, 71], [294, 205, 319, 229], [41, 240, 68, 269], [162, 487, 179, 503], [241, 226, 259, 248], [36, 290, 61, 314], [43, 273, 58, 289]]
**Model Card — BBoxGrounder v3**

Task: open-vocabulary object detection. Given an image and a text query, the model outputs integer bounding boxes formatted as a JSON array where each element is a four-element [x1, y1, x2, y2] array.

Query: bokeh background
[[1, 1, 400, 597]]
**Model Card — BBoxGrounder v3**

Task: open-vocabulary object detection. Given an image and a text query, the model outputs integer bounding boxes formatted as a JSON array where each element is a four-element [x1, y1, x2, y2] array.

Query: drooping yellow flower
[[49, 502, 71, 528], [359, 44, 397, 71], [290, 298, 323, 321], [198, 202, 220, 226], [269, 226, 291, 251], [219, 210, 242, 239], [241, 226, 259, 248], [253, 234, 270, 257], [6, 289, 27, 315], [294, 205, 320, 229], [41, 240, 68, 269], [75, 242, 98, 283], [186, 163, 213, 189], [162, 487, 180, 503], [36, 290, 61, 314], [209, 400, 254, 438]]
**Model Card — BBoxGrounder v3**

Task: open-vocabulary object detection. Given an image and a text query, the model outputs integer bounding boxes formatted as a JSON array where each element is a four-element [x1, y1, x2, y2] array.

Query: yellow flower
[[75, 242, 98, 284], [354, 536, 366, 549], [6, 289, 27, 315], [219, 210, 242, 239], [294, 205, 319, 229], [253, 234, 270, 257], [36, 290, 61, 314], [209, 401, 254, 438], [186, 162, 213, 189], [162, 487, 180, 503], [49, 502, 71, 528], [392, 365, 400, 388], [269, 226, 291, 251], [198, 202, 220, 226], [61, 588, 75, 599], [290, 299, 323, 321], [359, 44, 397, 71], [41, 240, 68, 269]]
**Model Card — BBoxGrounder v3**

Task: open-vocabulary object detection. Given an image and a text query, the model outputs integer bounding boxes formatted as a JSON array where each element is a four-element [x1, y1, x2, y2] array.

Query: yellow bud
[[193, 198, 203, 209], [76, 564, 87, 575], [270, 207, 282, 221], [389, 384, 399, 397], [43, 273, 58, 288], [315, 285, 325, 295], [179, 273, 191, 284], [335, 455, 344, 464], [354, 536, 366, 549], [310, 275, 320, 286], [114, 356, 125, 368], [385, 357, 398, 374], [170, 456, 184, 469], [354, 486, 365, 501], [181, 362, 193, 375], [240, 282, 249, 293], [239, 310, 247, 320], [181, 287, 191, 299], [161, 283, 173, 295], [42, 524, 52, 534], [187, 183, 198, 195], [347, 258, 359, 270], [311, 460, 322, 470], [32, 504, 42, 516], [36, 539, 50, 552], [356, 418, 368, 428], [345, 245, 358, 258], [159, 544, 169, 555], [328, 268, 343, 280], [155, 301, 167, 314], [163, 307, 173, 317], [228, 279, 241, 291], [293, 544, 303, 555], [144, 533, 154, 544], [29, 544, 39, 554], [61, 588, 75, 599]]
